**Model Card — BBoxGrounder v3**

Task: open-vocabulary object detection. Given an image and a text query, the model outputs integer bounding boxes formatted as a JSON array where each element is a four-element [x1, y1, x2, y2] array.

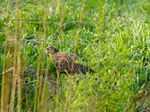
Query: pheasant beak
[[45, 47, 50, 55]]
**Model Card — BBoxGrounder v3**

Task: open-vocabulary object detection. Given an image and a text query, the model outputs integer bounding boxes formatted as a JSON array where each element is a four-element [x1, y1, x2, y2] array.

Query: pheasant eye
[[47, 48, 49, 50]]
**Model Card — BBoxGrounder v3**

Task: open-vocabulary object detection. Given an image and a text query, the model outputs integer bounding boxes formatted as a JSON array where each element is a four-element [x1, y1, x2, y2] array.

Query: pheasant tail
[[73, 63, 94, 74]]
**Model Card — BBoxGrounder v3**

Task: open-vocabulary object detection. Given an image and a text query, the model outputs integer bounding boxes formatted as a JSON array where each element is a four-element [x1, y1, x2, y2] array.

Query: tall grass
[[0, 0, 150, 111]]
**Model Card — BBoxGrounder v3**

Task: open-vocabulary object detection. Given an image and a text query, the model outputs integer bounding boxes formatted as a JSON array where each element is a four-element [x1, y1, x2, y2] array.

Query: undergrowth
[[0, 0, 150, 112]]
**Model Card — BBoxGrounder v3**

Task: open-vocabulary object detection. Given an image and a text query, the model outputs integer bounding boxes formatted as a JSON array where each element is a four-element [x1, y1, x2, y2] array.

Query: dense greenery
[[0, 0, 149, 111]]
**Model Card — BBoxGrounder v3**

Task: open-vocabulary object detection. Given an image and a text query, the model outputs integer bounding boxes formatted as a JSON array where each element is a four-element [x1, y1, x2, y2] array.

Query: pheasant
[[46, 46, 94, 74]]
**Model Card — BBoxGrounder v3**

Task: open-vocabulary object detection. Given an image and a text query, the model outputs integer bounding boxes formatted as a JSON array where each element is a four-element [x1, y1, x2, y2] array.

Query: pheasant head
[[46, 46, 58, 55]]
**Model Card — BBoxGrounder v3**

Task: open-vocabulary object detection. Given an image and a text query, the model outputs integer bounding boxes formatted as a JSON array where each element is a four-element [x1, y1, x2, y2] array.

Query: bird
[[46, 46, 94, 75]]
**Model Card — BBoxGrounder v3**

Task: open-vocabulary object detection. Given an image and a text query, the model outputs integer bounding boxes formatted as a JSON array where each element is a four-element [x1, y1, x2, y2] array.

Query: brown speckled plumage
[[46, 46, 94, 74]]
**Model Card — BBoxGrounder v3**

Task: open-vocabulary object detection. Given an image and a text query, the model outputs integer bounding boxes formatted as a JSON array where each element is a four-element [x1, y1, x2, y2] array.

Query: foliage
[[0, 0, 149, 112]]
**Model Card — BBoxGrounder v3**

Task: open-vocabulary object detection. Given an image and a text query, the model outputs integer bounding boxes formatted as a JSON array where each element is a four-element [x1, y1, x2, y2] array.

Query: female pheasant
[[46, 46, 94, 74]]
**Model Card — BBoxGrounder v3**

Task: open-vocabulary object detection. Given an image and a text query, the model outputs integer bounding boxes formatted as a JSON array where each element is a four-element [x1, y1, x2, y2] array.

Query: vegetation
[[0, 0, 149, 111]]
